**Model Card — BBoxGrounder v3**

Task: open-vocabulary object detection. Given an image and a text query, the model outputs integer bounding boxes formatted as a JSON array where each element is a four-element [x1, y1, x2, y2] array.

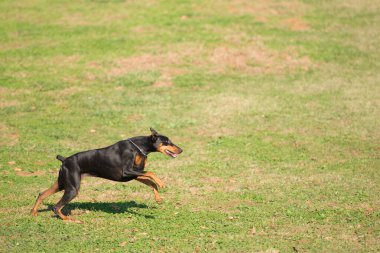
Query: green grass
[[1, 0, 379, 252]]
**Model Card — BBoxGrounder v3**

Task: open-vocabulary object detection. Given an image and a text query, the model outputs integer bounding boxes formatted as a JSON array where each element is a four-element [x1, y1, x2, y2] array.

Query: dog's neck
[[128, 136, 156, 155]]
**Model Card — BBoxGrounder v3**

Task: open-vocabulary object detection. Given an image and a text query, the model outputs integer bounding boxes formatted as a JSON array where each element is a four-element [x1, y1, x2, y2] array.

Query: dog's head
[[150, 127, 183, 158]]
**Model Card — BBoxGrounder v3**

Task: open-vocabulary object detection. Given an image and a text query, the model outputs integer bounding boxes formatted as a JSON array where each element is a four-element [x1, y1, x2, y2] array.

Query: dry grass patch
[[110, 54, 163, 74], [152, 72, 174, 87], [56, 1, 157, 26], [281, 17, 310, 31], [228, 0, 307, 15], [209, 43, 312, 74], [129, 25, 157, 35], [0, 41, 29, 51], [15, 170, 45, 177], [333, 0, 380, 11], [59, 13, 91, 26], [0, 123, 19, 147], [48, 55, 82, 67], [0, 87, 31, 97], [0, 100, 19, 108], [192, 94, 251, 137], [46, 86, 87, 97], [89, 37, 312, 86], [222, 0, 312, 33], [104, 46, 195, 78], [225, 0, 310, 22]]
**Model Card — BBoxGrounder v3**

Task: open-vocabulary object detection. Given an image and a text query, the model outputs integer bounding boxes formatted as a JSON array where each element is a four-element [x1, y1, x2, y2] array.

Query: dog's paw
[[31, 210, 38, 216], [155, 197, 163, 204]]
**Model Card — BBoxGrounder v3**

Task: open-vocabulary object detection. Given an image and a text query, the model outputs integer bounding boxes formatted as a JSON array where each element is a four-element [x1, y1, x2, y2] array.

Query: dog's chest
[[133, 154, 147, 171]]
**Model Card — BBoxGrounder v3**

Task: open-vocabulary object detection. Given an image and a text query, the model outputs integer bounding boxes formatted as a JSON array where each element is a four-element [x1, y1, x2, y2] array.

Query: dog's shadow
[[45, 201, 155, 219]]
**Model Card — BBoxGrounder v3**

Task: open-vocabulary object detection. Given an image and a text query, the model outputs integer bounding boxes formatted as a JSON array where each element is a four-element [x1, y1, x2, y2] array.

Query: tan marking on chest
[[134, 155, 146, 167]]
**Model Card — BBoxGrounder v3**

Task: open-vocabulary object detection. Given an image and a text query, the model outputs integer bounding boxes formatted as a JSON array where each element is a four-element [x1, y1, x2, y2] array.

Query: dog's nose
[[177, 147, 183, 154]]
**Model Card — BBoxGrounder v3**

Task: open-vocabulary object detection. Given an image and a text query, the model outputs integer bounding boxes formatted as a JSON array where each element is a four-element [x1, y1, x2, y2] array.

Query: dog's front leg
[[135, 177, 162, 204], [142, 171, 165, 188]]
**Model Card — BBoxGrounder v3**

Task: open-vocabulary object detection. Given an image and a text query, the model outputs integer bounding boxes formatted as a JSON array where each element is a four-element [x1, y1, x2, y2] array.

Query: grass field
[[1, 0, 379, 252]]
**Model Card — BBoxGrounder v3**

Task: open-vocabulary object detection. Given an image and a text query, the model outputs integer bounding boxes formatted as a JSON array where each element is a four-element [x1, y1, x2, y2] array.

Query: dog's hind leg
[[135, 176, 162, 204], [31, 181, 61, 216], [53, 187, 81, 223], [53, 164, 82, 223]]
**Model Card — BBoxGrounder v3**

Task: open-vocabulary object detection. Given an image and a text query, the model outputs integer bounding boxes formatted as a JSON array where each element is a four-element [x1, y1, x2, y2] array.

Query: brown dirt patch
[[128, 114, 144, 122], [105, 48, 192, 78], [129, 25, 156, 35], [33, 161, 46, 166], [89, 49, 189, 87], [339, 0, 380, 11], [226, 0, 308, 18], [59, 13, 91, 26], [114, 86, 125, 91], [152, 72, 173, 87], [88, 26, 312, 85], [96, 42, 311, 87], [224, 0, 311, 32], [15, 170, 45, 177], [1, 42, 27, 51], [207, 177, 225, 184], [0, 100, 19, 108], [282, 17, 310, 31], [49, 55, 81, 67], [111, 54, 162, 74], [0, 87, 32, 98], [56, 86, 86, 96], [210, 43, 312, 74]]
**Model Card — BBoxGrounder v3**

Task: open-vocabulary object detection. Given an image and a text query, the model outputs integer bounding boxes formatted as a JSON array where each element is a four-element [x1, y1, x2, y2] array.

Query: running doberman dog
[[31, 128, 182, 223]]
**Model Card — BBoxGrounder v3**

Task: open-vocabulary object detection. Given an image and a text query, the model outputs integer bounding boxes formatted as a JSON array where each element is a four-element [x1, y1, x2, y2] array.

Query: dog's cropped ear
[[150, 127, 158, 140]]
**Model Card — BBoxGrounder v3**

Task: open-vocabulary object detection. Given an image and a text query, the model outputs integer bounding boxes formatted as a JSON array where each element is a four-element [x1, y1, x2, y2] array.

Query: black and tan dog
[[31, 128, 182, 223]]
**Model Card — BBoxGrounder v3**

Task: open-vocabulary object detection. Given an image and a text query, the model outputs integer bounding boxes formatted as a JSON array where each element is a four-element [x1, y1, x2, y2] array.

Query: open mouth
[[165, 149, 178, 158]]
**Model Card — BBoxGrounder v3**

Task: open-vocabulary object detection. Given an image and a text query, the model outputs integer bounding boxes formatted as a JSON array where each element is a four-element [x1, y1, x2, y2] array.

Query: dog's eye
[[162, 140, 171, 145]]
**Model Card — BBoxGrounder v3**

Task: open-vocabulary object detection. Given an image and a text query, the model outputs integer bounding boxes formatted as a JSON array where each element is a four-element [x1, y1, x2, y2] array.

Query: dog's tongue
[[165, 149, 177, 158]]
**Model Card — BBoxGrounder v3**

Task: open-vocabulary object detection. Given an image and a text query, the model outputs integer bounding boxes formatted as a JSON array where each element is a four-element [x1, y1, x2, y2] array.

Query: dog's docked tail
[[56, 155, 66, 162]]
